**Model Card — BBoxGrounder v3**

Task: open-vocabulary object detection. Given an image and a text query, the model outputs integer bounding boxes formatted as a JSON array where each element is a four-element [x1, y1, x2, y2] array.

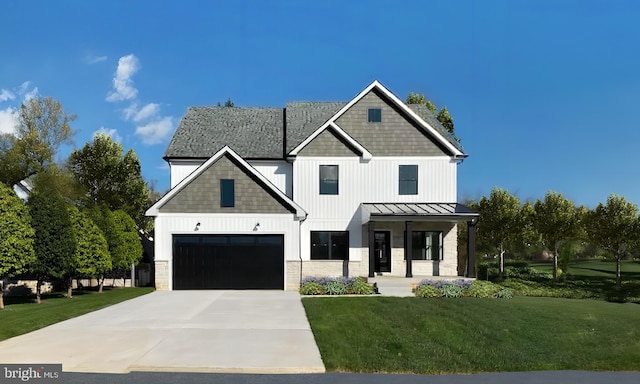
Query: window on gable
[[367, 108, 382, 123], [319, 165, 339, 195], [311, 231, 349, 260], [220, 179, 235, 207], [399, 165, 418, 195], [404, 231, 443, 261]]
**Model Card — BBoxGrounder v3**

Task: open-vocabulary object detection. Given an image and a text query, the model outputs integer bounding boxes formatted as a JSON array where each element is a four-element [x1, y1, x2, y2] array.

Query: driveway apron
[[0, 291, 325, 374]]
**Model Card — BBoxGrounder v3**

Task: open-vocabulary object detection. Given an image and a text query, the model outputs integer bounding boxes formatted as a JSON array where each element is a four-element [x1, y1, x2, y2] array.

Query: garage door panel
[[172, 234, 284, 290]]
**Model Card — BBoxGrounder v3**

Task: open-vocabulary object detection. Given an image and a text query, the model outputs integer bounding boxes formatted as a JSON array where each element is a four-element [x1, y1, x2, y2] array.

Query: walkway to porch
[[368, 275, 473, 297]]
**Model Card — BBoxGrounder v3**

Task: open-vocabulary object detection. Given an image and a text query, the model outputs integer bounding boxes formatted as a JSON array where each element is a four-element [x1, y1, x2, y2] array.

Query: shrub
[[299, 281, 325, 295], [466, 280, 501, 298], [349, 278, 375, 295], [440, 283, 464, 298], [415, 284, 441, 298], [325, 280, 348, 295], [494, 288, 514, 299]]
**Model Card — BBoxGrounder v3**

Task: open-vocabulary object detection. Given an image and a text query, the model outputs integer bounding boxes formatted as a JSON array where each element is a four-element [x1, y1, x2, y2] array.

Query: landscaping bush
[[494, 288, 514, 299], [415, 284, 441, 298], [466, 280, 501, 298], [440, 283, 465, 298], [299, 276, 374, 295], [299, 281, 325, 295]]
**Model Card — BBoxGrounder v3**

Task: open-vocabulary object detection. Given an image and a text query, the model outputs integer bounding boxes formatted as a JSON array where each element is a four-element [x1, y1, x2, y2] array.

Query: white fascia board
[[146, 146, 307, 220]]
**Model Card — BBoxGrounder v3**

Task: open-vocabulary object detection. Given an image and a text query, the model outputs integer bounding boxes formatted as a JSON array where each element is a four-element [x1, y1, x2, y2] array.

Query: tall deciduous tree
[[68, 134, 150, 229], [0, 97, 76, 186], [28, 178, 76, 302], [533, 191, 579, 280], [0, 184, 35, 309], [406, 92, 460, 143], [68, 206, 111, 297], [587, 194, 640, 286], [84, 204, 118, 292]]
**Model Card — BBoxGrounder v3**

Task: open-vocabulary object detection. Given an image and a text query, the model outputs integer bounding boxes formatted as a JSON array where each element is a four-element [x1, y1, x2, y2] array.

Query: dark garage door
[[173, 234, 284, 290]]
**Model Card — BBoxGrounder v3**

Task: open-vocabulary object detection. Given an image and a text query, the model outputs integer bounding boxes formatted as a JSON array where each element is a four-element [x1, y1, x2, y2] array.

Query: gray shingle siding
[[284, 102, 346, 154], [335, 90, 451, 156], [159, 154, 292, 214], [298, 128, 361, 157]]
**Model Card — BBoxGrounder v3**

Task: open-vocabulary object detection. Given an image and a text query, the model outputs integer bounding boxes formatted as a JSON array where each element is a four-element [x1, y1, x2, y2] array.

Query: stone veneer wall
[[286, 260, 369, 290], [155, 260, 170, 291]]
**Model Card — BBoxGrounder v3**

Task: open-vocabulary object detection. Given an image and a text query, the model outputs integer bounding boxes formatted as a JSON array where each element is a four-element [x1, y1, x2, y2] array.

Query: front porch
[[361, 203, 479, 279]]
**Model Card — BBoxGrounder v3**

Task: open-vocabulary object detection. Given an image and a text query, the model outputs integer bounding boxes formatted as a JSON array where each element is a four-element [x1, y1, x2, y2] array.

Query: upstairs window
[[367, 108, 382, 123], [399, 165, 418, 195], [220, 179, 235, 207], [319, 165, 339, 195]]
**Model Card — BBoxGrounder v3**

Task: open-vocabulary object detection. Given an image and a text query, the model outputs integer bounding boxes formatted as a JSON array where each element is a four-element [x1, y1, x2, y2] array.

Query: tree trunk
[[67, 278, 73, 298], [0, 280, 4, 310], [616, 256, 622, 287], [553, 246, 559, 281], [36, 278, 42, 304], [98, 276, 104, 293], [499, 249, 505, 280]]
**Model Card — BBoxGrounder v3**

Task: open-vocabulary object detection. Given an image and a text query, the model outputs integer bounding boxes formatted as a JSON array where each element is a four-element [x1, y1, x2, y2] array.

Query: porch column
[[406, 221, 413, 278], [466, 218, 477, 278], [368, 221, 375, 278]]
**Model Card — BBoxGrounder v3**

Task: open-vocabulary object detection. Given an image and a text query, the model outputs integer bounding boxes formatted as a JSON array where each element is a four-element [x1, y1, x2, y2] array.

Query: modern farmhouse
[[146, 81, 478, 290]]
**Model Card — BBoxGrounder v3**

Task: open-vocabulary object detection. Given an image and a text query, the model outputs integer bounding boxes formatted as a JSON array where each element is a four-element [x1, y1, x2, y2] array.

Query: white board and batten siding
[[169, 160, 292, 197], [154, 213, 300, 290], [293, 156, 457, 220]]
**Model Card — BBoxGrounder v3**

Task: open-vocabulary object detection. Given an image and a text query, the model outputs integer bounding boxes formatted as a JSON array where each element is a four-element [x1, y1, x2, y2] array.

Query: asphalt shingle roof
[[406, 104, 464, 152], [164, 107, 284, 159], [164, 100, 464, 159]]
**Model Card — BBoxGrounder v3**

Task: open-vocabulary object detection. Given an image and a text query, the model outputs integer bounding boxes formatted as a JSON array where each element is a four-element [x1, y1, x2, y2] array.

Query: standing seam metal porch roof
[[361, 203, 478, 223]]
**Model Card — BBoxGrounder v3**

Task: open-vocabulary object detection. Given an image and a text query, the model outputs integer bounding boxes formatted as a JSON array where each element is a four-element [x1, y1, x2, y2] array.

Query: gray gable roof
[[164, 107, 283, 159], [406, 104, 464, 152], [285, 102, 346, 154], [165, 97, 464, 160]]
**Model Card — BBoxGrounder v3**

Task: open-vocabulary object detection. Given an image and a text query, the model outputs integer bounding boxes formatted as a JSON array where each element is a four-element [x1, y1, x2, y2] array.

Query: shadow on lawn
[[3, 288, 113, 305]]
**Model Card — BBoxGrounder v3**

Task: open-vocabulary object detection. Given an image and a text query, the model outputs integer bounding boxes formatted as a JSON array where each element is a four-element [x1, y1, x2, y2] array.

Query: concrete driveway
[[0, 291, 325, 374]]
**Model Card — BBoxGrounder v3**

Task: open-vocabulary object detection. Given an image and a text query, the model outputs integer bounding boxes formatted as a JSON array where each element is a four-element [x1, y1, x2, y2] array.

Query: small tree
[[533, 191, 579, 280], [587, 194, 640, 286], [406, 92, 460, 143], [28, 179, 76, 301], [84, 204, 118, 292], [112, 210, 143, 284], [0, 184, 35, 309], [476, 188, 537, 279]]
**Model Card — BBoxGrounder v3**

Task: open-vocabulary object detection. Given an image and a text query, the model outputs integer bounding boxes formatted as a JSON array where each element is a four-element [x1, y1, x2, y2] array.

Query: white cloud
[[23, 87, 39, 102], [87, 55, 108, 64], [106, 54, 140, 102], [18, 81, 31, 95], [123, 102, 160, 123], [0, 89, 15, 102], [94, 126, 122, 143], [135, 116, 173, 145], [0, 106, 18, 134]]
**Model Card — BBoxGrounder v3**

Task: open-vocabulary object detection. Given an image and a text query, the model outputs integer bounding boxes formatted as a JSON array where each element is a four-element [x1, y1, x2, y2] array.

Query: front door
[[374, 231, 391, 273]]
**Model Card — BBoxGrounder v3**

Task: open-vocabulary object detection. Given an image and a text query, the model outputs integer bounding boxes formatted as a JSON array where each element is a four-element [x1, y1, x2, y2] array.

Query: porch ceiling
[[361, 203, 479, 223]]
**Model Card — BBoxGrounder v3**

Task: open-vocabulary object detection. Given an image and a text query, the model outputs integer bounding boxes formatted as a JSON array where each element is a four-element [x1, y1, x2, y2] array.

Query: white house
[[146, 81, 479, 291]]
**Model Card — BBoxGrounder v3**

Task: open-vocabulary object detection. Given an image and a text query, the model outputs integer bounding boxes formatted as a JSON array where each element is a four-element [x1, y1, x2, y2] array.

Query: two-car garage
[[172, 234, 285, 290]]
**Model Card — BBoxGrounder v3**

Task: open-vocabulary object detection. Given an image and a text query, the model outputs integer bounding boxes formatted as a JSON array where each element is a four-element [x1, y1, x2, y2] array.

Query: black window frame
[[367, 108, 382, 123], [319, 165, 339, 195], [310, 231, 349, 260], [399, 165, 418, 195], [220, 179, 235, 207], [404, 231, 443, 261]]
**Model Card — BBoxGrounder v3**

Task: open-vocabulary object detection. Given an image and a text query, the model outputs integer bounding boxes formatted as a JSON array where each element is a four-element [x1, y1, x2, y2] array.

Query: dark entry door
[[374, 231, 391, 273], [172, 234, 284, 290]]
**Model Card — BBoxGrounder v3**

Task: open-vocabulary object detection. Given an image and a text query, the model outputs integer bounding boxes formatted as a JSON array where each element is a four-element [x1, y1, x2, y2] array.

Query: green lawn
[[0, 287, 153, 341], [303, 296, 640, 374]]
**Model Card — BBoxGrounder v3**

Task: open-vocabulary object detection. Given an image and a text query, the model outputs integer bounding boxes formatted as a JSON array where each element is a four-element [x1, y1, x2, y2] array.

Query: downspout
[[298, 213, 307, 288]]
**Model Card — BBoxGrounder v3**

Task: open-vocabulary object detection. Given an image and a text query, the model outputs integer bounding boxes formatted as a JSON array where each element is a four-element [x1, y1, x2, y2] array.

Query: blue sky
[[1, 0, 639, 207]]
